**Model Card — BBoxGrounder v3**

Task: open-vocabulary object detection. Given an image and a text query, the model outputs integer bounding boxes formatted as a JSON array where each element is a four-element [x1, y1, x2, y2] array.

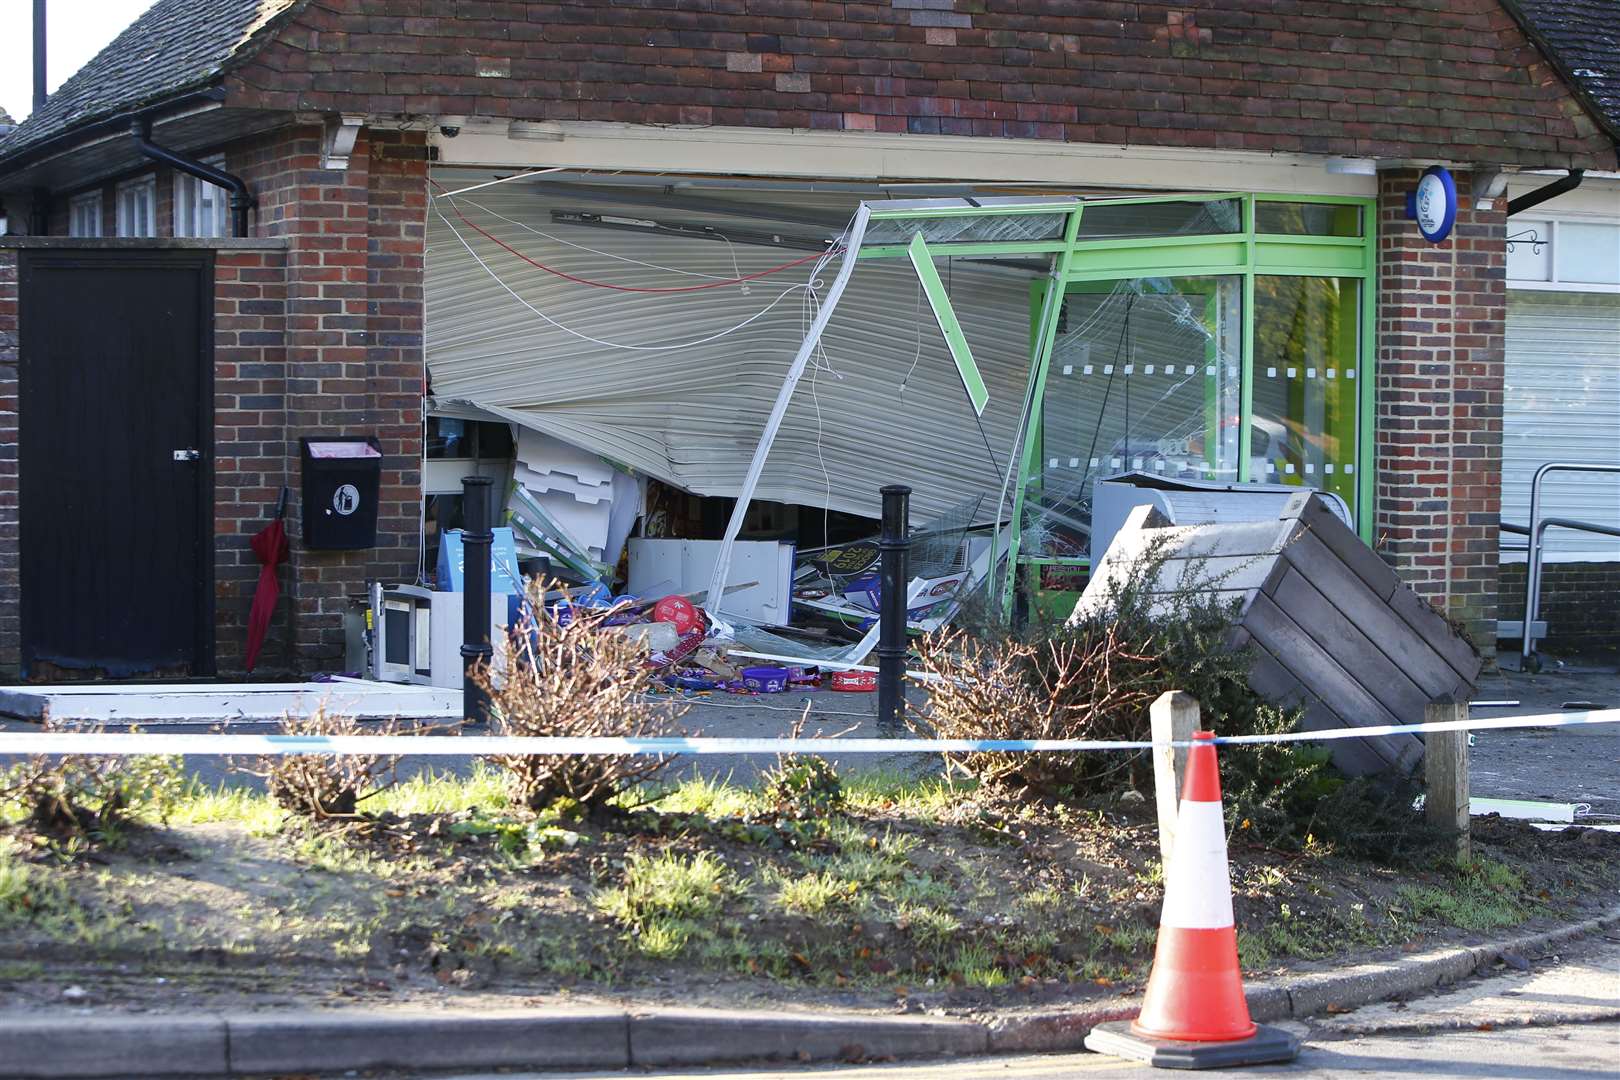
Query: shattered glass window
[[1024, 276, 1243, 558], [863, 213, 1069, 247]]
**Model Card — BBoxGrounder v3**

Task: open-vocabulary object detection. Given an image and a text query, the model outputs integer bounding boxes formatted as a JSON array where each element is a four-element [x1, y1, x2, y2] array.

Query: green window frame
[[858, 191, 1377, 614]]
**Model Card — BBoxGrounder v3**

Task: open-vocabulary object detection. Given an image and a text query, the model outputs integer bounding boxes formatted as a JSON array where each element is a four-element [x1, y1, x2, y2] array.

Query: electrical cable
[[432, 182, 836, 293]]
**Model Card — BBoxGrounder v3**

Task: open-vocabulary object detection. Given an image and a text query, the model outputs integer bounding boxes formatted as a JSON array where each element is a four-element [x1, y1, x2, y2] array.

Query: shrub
[[0, 724, 183, 846], [910, 545, 1252, 800], [760, 706, 844, 819], [234, 706, 402, 818], [475, 578, 688, 816], [911, 545, 1442, 855]]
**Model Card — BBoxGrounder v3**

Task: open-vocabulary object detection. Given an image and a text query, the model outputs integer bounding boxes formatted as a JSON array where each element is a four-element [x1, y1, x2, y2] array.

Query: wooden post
[[1424, 700, 1471, 864], [1151, 691, 1201, 868]]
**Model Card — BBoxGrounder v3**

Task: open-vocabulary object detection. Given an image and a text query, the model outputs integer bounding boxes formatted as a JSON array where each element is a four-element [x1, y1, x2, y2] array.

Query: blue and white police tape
[[0, 709, 1613, 757]]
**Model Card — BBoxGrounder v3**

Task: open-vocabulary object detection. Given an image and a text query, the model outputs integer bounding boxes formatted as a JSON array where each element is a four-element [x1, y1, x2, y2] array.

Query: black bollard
[[876, 485, 911, 737], [461, 475, 494, 726]]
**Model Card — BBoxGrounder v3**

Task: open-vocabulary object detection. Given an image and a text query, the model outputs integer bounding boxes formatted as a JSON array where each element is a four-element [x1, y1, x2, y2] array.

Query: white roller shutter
[[1502, 290, 1620, 562], [425, 181, 1037, 525]]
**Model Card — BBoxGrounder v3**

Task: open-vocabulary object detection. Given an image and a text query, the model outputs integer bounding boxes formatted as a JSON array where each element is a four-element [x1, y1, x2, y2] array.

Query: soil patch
[[3, 788, 1616, 1021]]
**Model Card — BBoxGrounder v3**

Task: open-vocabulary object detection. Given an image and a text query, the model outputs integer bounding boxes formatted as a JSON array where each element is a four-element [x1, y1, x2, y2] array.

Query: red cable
[[431, 180, 837, 294]]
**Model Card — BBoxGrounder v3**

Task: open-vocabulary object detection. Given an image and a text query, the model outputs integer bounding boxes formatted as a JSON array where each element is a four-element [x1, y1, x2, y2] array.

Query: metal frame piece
[[706, 204, 873, 613], [1516, 461, 1620, 669], [907, 232, 990, 416]]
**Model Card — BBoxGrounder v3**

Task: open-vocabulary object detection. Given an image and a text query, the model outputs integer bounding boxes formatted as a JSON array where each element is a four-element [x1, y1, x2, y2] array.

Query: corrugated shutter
[[1502, 290, 1620, 561], [425, 182, 1037, 524]]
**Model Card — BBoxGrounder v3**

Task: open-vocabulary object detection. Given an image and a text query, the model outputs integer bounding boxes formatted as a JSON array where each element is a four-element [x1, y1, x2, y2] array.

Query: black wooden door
[[19, 250, 214, 677]]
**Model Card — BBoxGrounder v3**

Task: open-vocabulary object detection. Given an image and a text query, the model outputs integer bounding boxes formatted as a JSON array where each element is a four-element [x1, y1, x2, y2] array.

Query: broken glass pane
[[864, 213, 1068, 247], [1025, 275, 1243, 556]]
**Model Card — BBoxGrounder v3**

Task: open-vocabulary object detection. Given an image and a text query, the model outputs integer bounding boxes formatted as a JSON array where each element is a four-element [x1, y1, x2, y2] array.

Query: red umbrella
[[244, 487, 290, 673]]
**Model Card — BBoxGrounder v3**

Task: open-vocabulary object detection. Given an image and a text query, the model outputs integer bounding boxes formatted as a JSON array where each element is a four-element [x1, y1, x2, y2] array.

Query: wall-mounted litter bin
[[300, 436, 382, 550]]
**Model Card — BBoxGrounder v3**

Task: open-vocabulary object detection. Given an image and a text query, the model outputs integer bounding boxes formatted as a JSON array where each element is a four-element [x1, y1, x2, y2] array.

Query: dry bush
[[475, 578, 689, 815], [909, 623, 1164, 799], [233, 706, 402, 818], [909, 543, 1260, 801], [0, 723, 182, 845]]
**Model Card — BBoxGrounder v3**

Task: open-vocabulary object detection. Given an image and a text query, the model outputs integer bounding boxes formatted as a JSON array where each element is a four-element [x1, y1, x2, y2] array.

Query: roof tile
[[0, 0, 304, 162]]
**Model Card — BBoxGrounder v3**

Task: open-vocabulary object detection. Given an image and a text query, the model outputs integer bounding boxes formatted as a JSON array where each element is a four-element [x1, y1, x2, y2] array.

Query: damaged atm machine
[[376, 180, 1437, 705]]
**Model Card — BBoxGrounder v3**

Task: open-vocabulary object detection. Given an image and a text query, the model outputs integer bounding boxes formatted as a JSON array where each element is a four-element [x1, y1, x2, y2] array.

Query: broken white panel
[[603, 470, 645, 569], [528, 488, 611, 559], [0, 681, 464, 726], [515, 427, 616, 488], [628, 539, 794, 626]]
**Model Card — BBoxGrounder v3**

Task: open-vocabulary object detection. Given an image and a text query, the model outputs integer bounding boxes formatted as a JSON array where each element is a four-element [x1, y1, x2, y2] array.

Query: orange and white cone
[[1084, 731, 1300, 1069]]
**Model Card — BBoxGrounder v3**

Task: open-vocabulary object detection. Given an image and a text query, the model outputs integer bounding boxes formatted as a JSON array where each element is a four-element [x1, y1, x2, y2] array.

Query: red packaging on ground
[[829, 669, 877, 692]]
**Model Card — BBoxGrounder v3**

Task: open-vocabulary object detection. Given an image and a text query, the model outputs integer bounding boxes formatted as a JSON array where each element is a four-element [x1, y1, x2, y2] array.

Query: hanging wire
[[431, 198, 846, 353], [431, 181, 833, 294]]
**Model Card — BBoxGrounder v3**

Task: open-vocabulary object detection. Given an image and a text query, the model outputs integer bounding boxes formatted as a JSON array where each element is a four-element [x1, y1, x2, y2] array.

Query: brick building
[[0, 0, 1614, 680]]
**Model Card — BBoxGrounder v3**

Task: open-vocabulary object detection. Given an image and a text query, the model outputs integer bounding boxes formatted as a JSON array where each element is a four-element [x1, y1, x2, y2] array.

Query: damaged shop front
[[372, 172, 1375, 694]]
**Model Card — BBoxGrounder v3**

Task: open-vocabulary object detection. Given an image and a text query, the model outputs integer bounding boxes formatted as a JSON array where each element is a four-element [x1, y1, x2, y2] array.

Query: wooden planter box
[[1073, 492, 1482, 776]]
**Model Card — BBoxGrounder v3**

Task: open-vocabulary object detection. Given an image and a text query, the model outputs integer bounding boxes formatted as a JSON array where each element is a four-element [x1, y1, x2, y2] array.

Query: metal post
[[877, 485, 911, 736], [461, 476, 494, 726], [32, 0, 47, 116]]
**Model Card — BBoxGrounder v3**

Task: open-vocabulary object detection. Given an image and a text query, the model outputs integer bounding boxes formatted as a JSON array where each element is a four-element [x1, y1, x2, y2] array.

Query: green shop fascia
[[854, 192, 1376, 619]]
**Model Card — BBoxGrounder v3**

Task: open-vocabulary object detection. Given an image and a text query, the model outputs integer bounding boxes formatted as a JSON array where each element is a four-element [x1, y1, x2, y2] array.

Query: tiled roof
[[0, 0, 305, 164], [219, 0, 1613, 169], [1505, 0, 1620, 142]]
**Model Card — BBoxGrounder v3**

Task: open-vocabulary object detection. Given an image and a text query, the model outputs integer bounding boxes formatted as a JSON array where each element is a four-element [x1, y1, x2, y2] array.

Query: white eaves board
[[0, 680, 464, 726]]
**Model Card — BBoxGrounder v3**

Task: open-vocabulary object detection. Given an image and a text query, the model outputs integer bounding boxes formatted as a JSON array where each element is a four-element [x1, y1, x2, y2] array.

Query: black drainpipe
[[1507, 169, 1584, 217], [131, 117, 256, 237]]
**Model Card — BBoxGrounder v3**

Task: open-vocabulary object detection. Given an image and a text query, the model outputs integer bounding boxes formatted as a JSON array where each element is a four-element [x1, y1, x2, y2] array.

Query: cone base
[[1084, 1020, 1300, 1071]]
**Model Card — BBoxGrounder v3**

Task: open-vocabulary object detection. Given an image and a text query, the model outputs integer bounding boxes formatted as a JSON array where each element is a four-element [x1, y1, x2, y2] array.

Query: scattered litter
[[740, 666, 791, 694]]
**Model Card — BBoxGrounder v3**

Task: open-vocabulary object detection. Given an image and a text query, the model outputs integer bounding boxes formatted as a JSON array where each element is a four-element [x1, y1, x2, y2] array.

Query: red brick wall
[[2, 124, 426, 678], [220, 0, 1614, 169], [1499, 561, 1620, 656], [1375, 168, 1507, 655], [242, 125, 427, 669], [0, 249, 17, 675], [214, 247, 292, 674]]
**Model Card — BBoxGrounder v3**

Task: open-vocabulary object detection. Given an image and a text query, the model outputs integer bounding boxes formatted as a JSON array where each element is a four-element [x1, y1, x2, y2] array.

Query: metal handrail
[[1516, 462, 1620, 669]]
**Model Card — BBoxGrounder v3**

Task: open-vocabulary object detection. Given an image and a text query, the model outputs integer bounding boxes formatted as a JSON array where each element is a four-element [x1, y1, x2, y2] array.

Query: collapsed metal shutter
[[1502, 290, 1620, 561], [425, 181, 1037, 524]]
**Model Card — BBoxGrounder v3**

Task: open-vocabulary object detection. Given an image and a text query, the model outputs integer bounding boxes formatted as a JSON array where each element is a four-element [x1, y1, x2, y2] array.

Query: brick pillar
[[1375, 168, 1507, 656], [265, 126, 426, 670], [214, 246, 291, 674], [0, 250, 18, 677]]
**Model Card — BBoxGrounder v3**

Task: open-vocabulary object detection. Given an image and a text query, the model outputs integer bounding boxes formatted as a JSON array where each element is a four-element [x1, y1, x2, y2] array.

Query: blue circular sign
[[1408, 165, 1457, 244]]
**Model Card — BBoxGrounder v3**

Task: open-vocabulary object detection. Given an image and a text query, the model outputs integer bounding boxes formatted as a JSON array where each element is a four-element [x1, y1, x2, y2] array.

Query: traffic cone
[[1084, 731, 1300, 1069]]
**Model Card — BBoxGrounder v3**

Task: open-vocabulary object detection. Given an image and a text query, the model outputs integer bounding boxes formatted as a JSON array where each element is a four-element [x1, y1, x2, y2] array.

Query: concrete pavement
[[377, 1021, 1620, 1078]]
